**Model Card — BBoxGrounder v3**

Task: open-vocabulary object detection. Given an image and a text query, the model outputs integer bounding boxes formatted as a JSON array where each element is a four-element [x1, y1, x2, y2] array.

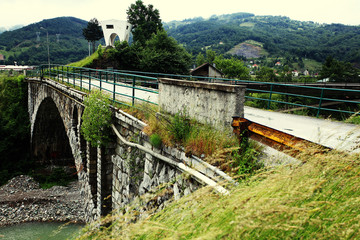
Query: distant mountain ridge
[[0, 17, 88, 65], [0, 25, 24, 33], [0, 13, 359, 66], [164, 12, 360, 64]]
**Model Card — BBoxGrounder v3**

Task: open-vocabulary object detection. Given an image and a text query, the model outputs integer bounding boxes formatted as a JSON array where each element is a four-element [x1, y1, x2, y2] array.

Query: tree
[[0, 75, 31, 185], [83, 18, 103, 54], [279, 65, 292, 82], [127, 0, 163, 45], [213, 55, 249, 79], [113, 41, 140, 70], [319, 56, 360, 82], [256, 67, 278, 82], [205, 49, 217, 64], [139, 30, 192, 74], [195, 52, 206, 67]]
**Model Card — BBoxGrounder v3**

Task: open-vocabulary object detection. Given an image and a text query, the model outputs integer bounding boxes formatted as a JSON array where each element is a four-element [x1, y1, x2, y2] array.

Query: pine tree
[[82, 18, 103, 54]]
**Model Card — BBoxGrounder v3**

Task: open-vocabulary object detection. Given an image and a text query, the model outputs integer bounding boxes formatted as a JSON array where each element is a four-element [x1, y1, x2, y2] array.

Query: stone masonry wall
[[159, 78, 246, 128], [111, 110, 202, 211]]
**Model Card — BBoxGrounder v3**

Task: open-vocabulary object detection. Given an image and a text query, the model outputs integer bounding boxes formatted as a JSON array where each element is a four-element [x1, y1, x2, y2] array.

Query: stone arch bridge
[[27, 77, 232, 222]]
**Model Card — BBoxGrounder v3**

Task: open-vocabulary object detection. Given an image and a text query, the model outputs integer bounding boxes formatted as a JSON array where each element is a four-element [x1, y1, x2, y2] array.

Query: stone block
[[184, 187, 191, 196], [143, 140, 152, 150], [139, 173, 151, 195], [168, 168, 175, 180], [173, 183, 180, 201], [144, 159, 153, 175], [117, 171, 122, 182], [158, 165, 167, 184]]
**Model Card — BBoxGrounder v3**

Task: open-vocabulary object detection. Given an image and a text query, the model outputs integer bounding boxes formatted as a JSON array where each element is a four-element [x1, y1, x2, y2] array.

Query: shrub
[[149, 133, 162, 148], [81, 89, 112, 147], [168, 109, 191, 144]]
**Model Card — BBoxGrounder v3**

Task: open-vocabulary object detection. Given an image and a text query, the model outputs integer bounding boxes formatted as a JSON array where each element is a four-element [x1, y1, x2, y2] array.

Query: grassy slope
[[68, 51, 99, 67], [76, 149, 360, 239]]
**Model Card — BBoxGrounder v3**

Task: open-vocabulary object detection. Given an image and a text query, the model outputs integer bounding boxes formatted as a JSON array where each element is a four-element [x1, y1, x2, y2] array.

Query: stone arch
[[32, 97, 74, 167], [109, 33, 120, 47], [28, 81, 100, 222]]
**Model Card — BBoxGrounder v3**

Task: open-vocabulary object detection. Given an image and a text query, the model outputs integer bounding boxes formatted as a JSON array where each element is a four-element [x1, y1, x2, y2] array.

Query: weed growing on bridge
[[169, 108, 192, 144], [81, 89, 112, 147]]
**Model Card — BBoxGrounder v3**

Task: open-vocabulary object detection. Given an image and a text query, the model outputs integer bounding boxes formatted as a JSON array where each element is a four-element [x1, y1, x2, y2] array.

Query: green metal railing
[[39, 65, 159, 107], [36, 66, 360, 118], [116, 69, 360, 118], [242, 82, 360, 118]]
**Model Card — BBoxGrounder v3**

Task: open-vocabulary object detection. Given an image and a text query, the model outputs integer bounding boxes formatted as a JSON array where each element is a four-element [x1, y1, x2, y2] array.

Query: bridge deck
[[42, 74, 360, 153], [245, 106, 360, 153]]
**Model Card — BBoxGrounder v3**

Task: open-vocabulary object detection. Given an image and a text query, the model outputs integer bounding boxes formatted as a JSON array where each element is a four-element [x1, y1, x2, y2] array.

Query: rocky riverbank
[[0, 175, 85, 227]]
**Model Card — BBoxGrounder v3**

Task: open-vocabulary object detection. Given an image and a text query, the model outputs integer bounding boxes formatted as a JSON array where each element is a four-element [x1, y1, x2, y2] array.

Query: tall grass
[[75, 149, 360, 239], [68, 51, 99, 68]]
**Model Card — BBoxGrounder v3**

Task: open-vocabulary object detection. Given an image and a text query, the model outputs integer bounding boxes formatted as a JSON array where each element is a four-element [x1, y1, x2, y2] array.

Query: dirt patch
[[228, 42, 263, 58]]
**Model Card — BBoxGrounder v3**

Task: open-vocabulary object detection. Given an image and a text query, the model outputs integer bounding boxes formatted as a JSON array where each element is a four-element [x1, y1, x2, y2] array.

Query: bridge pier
[[97, 145, 114, 217]]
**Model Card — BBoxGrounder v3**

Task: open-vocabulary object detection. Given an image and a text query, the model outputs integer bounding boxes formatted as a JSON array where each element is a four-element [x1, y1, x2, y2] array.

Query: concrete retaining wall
[[158, 78, 245, 128]]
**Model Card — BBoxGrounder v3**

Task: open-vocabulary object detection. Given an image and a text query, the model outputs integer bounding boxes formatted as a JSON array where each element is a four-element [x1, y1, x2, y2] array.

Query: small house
[[190, 63, 224, 78]]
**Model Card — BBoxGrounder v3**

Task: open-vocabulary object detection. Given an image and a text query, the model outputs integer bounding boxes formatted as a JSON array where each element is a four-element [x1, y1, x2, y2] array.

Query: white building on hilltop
[[100, 20, 132, 47]]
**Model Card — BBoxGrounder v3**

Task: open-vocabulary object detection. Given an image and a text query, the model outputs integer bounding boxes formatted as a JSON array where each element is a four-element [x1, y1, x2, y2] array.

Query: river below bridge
[[0, 175, 85, 232], [0, 222, 83, 240]]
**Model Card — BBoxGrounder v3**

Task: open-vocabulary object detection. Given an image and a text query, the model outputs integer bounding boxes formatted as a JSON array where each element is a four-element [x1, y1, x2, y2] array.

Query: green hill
[[0, 17, 89, 65], [1, 13, 359, 68], [165, 13, 360, 64]]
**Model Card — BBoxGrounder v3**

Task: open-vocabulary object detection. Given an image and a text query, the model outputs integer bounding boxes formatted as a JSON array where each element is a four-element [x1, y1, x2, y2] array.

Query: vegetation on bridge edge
[[81, 89, 112, 147]]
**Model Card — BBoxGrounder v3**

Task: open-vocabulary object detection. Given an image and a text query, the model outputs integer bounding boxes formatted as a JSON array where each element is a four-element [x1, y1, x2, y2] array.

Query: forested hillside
[[165, 13, 360, 64], [0, 13, 359, 66], [0, 17, 89, 65]]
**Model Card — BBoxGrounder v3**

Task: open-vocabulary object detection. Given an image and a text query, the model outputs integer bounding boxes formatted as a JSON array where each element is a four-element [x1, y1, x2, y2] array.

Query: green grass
[[68, 51, 99, 68], [303, 59, 322, 72], [75, 149, 360, 239]]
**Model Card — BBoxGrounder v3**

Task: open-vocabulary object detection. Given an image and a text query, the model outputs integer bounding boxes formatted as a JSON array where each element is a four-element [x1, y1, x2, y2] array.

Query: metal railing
[[36, 66, 360, 118], [39, 65, 159, 107], [116, 69, 360, 118]]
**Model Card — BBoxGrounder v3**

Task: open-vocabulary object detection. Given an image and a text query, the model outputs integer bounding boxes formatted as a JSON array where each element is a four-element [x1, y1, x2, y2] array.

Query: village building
[[190, 62, 224, 78]]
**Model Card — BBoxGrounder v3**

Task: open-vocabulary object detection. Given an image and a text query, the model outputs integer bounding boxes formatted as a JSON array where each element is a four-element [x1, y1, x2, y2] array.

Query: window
[[106, 25, 114, 29]]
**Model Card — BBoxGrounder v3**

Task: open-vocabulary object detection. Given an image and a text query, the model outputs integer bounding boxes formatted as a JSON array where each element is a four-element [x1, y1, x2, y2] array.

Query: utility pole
[[40, 27, 50, 77]]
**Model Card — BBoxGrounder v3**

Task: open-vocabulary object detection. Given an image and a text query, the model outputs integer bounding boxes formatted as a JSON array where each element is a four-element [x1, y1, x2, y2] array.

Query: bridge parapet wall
[[159, 78, 245, 129]]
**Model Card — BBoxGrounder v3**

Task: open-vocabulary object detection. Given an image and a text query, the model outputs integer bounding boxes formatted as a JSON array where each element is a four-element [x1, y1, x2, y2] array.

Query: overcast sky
[[1, 0, 359, 29]]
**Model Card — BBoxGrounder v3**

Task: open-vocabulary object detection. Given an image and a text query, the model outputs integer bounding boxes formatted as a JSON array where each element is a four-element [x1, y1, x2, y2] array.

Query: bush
[[168, 109, 192, 144], [149, 133, 162, 148], [81, 89, 112, 147]]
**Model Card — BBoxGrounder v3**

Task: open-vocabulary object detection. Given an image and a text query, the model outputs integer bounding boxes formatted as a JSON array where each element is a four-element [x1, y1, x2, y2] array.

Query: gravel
[[0, 175, 85, 227]]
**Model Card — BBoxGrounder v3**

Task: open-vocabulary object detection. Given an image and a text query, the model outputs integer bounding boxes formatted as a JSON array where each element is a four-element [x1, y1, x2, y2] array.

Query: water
[[0, 222, 84, 240]]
